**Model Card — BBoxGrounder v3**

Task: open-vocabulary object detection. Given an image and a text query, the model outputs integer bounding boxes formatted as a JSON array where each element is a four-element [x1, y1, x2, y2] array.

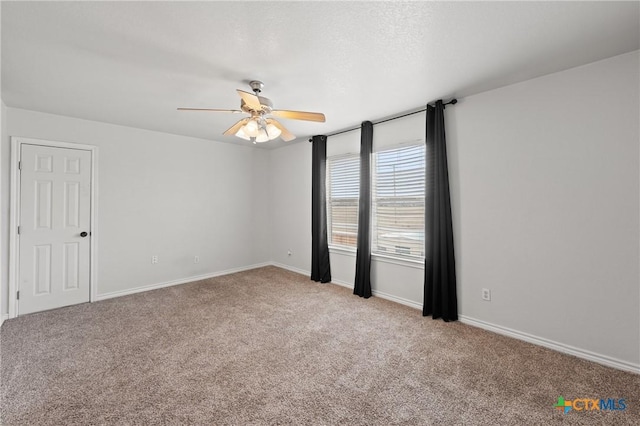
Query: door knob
[[80, 232, 88, 237]]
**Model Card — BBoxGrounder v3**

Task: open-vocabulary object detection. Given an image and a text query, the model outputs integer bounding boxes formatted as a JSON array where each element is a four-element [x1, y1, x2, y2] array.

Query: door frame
[[8, 137, 99, 318]]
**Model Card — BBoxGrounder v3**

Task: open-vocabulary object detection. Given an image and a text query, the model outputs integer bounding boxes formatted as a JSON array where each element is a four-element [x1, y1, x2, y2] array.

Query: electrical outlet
[[151, 255, 158, 264], [194, 255, 199, 264], [482, 288, 491, 301]]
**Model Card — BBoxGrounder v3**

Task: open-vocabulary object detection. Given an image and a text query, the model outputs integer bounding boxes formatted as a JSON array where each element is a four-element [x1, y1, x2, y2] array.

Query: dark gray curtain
[[423, 101, 458, 321], [353, 121, 373, 298], [311, 135, 331, 283]]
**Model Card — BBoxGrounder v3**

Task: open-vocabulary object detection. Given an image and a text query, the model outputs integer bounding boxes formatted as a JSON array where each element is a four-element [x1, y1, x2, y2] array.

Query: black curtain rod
[[308, 98, 458, 142]]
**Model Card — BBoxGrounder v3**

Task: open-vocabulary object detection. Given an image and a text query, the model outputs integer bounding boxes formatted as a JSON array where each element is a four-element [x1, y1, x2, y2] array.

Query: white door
[[18, 144, 92, 315]]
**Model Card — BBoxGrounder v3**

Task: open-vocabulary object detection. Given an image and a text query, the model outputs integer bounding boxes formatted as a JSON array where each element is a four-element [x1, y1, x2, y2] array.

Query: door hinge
[[16, 291, 19, 300], [18, 161, 21, 170], [17, 226, 20, 235]]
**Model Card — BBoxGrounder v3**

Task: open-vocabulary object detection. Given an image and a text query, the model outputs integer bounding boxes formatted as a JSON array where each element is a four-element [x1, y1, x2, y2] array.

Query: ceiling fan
[[178, 80, 326, 143]]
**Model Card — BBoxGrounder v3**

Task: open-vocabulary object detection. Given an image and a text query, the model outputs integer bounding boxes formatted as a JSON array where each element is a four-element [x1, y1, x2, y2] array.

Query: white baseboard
[[459, 315, 640, 374], [270, 262, 309, 277], [94, 262, 271, 302], [372, 289, 422, 311], [330, 276, 638, 374], [330, 278, 351, 289], [330, 278, 423, 311]]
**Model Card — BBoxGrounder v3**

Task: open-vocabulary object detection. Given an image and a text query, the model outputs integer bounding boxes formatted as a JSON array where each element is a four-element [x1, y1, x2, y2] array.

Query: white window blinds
[[372, 144, 425, 259], [327, 154, 360, 248]]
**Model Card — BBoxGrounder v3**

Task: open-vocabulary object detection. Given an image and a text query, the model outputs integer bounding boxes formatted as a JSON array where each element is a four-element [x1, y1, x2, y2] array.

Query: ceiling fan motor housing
[[240, 97, 273, 114]]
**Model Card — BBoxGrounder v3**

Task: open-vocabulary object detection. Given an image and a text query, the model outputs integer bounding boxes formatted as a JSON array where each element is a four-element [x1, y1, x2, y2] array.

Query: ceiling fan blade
[[177, 108, 242, 113], [223, 118, 249, 136], [271, 110, 326, 122], [236, 90, 262, 110], [268, 119, 296, 142]]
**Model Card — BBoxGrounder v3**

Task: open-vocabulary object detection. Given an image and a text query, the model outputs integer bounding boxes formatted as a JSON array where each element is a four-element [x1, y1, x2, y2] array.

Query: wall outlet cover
[[482, 288, 491, 301]]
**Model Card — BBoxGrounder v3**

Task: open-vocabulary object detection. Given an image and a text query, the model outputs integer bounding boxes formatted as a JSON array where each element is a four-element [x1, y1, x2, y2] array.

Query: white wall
[[0, 0, 3, 323], [1, 108, 270, 311], [251, 148, 271, 263], [269, 51, 640, 369], [449, 51, 639, 368], [1, 101, 7, 318], [269, 141, 312, 272]]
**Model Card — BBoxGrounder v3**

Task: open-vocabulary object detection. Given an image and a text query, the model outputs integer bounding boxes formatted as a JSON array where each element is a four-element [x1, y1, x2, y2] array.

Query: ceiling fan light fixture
[[235, 126, 251, 140], [266, 123, 282, 139], [243, 119, 259, 137], [255, 128, 270, 143]]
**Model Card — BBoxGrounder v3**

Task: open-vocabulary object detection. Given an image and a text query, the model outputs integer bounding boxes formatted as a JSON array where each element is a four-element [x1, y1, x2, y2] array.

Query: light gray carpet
[[1, 266, 638, 425]]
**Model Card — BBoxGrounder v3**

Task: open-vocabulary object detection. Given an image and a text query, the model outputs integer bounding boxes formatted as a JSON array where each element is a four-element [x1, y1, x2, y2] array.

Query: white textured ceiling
[[2, 1, 639, 148]]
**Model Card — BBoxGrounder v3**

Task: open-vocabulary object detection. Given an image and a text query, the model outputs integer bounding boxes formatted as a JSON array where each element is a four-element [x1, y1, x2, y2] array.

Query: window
[[327, 143, 425, 261], [372, 144, 425, 260], [327, 154, 359, 248]]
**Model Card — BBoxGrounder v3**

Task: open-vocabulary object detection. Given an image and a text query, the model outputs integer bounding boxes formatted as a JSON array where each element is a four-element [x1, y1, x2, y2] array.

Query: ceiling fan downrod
[[249, 80, 264, 95]]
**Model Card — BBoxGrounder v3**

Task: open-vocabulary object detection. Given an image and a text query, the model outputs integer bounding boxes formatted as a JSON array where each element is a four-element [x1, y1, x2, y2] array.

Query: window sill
[[329, 246, 424, 269], [328, 245, 357, 256], [372, 253, 424, 269]]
